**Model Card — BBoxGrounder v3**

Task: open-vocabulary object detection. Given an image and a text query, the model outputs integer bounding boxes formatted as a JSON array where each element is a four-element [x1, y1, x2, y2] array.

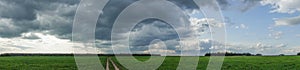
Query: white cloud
[[274, 16, 300, 26], [261, 0, 300, 26], [275, 43, 287, 48], [281, 46, 300, 54], [250, 42, 287, 54], [234, 24, 248, 29], [261, 0, 300, 14], [189, 17, 224, 28], [21, 32, 40, 39], [281, 49, 299, 54], [296, 34, 300, 37], [0, 33, 105, 54], [189, 18, 209, 36], [240, 24, 248, 29], [177, 38, 201, 51], [143, 40, 176, 56], [269, 31, 283, 39]]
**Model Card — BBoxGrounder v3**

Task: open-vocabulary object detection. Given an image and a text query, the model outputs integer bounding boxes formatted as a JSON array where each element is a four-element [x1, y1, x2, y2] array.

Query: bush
[[298, 53, 300, 55], [279, 54, 285, 56], [256, 54, 262, 56]]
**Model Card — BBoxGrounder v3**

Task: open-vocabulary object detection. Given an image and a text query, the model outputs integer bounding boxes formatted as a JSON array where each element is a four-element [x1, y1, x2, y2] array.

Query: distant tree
[[256, 54, 262, 56], [204, 53, 211, 56], [279, 54, 285, 56], [298, 53, 300, 55]]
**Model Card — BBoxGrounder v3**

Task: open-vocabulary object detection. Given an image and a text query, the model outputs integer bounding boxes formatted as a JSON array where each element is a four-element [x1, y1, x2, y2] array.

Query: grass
[[0, 56, 300, 70], [0, 56, 108, 70], [112, 56, 300, 70]]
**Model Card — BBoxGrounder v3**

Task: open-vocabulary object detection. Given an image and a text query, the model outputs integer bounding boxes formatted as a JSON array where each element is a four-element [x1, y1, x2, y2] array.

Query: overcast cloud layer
[[0, 0, 299, 55]]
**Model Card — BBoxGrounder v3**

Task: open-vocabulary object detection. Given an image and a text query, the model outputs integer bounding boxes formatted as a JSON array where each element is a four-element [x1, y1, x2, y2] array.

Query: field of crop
[[112, 56, 300, 70], [0, 56, 300, 70], [0, 56, 108, 70]]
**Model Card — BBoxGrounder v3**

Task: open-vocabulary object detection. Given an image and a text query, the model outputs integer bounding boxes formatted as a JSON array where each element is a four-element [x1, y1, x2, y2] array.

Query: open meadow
[[0, 56, 300, 70]]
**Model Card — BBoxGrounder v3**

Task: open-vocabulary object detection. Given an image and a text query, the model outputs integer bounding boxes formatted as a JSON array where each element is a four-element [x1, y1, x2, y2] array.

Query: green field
[[0, 56, 300, 70], [0, 56, 108, 70]]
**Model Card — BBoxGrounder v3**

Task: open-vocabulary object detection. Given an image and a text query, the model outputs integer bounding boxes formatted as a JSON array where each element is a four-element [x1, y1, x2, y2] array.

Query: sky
[[0, 0, 300, 55]]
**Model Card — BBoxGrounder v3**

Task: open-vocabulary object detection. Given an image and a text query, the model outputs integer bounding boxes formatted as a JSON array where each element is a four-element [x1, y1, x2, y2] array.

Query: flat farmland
[[0, 56, 107, 70], [112, 56, 300, 70], [0, 56, 300, 70]]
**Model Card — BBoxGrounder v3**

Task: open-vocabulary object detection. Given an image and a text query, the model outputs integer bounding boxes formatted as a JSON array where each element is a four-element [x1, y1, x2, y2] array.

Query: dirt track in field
[[106, 57, 119, 70]]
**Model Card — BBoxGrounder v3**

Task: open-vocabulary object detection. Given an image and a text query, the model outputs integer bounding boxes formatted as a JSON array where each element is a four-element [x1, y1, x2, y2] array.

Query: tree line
[[204, 52, 261, 56], [205, 52, 300, 56]]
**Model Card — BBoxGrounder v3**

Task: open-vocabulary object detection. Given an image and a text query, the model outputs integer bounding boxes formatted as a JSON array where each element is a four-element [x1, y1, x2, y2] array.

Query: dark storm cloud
[[95, 0, 201, 40], [0, 0, 259, 38], [0, 0, 79, 20], [95, 0, 137, 40], [0, 0, 242, 54], [0, 0, 230, 39], [128, 19, 180, 51], [0, 19, 39, 38], [0, 0, 79, 38], [0, 0, 217, 54], [93, 0, 219, 53]]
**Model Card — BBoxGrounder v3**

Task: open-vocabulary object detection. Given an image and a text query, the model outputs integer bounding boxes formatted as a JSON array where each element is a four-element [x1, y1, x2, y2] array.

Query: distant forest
[[204, 52, 261, 56], [205, 52, 300, 56]]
